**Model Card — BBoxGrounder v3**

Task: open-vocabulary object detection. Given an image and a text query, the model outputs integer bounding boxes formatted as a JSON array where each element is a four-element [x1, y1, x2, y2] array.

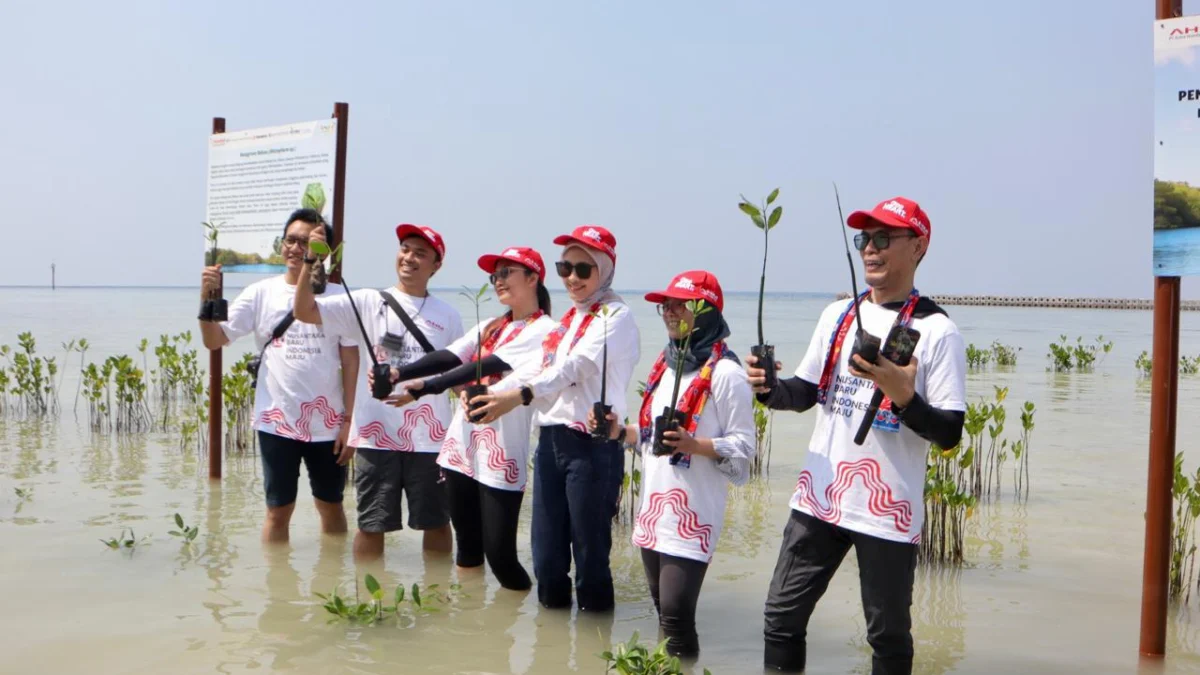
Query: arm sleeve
[[525, 309, 635, 400], [758, 377, 819, 412], [895, 392, 965, 450], [396, 350, 463, 381], [708, 363, 757, 487], [414, 355, 513, 398], [219, 286, 258, 344]]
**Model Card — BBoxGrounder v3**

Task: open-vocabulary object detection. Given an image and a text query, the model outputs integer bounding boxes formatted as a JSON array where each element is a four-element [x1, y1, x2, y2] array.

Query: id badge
[[669, 453, 692, 469], [871, 408, 902, 433], [381, 331, 406, 353]]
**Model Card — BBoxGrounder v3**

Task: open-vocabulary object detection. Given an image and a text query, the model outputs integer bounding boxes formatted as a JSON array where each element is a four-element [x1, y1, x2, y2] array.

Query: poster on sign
[[204, 118, 338, 273], [1154, 16, 1200, 276]]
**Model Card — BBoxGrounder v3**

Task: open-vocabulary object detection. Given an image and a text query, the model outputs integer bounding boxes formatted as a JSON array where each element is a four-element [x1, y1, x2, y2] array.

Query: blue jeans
[[531, 424, 624, 611]]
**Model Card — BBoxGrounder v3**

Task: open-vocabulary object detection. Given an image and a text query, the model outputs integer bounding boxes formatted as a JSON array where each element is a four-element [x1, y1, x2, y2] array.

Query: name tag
[[871, 408, 902, 433]]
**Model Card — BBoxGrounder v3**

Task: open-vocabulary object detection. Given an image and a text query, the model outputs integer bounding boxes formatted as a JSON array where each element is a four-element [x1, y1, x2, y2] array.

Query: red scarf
[[541, 302, 602, 368], [470, 311, 545, 385], [638, 340, 727, 443], [815, 289, 920, 413]]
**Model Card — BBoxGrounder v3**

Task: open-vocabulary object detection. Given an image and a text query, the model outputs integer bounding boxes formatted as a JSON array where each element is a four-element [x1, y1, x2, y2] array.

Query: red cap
[[847, 197, 931, 239], [644, 270, 724, 312], [395, 224, 446, 259], [553, 225, 617, 262], [477, 246, 547, 282]]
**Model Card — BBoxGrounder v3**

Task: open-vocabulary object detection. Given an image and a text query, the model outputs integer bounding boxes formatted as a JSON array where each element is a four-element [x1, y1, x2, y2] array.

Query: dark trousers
[[640, 548, 709, 658], [443, 468, 531, 590], [764, 510, 917, 675], [530, 424, 623, 611]]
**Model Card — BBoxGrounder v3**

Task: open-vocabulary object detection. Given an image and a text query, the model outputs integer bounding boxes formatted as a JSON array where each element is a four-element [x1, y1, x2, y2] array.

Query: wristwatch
[[520, 385, 533, 406]]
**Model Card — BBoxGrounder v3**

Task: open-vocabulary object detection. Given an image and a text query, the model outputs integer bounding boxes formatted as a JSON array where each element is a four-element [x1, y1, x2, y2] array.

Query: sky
[[2, 0, 1197, 298]]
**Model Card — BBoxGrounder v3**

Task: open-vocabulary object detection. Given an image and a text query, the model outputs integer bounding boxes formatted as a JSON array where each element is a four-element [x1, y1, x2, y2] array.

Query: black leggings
[[443, 469, 531, 591], [639, 547, 710, 658]]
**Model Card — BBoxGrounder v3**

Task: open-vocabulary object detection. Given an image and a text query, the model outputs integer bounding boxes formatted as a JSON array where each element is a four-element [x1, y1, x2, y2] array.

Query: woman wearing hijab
[[590, 270, 755, 658], [373, 247, 555, 591], [471, 225, 641, 612]]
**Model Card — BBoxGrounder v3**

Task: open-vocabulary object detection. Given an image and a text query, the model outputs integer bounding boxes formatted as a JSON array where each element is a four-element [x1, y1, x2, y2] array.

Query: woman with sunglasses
[[589, 270, 754, 658], [372, 247, 555, 591], [471, 225, 640, 612]]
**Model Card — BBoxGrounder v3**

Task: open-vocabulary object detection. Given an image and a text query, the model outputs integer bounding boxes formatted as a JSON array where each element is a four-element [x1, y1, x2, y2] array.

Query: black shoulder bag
[[247, 311, 295, 388]]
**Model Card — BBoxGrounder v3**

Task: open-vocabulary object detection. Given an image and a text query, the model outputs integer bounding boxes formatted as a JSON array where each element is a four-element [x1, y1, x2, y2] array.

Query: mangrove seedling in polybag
[[653, 300, 712, 458], [200, 221, 228, 321], [459, 283, 492, 423], [740, 189, 782, 390]]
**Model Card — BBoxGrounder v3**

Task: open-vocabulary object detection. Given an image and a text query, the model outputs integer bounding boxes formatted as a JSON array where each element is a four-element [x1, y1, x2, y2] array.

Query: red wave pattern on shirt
[[793, 458, 913, 533], [397, 403, 448, 451], [349, 421, 404, 451], [632, 488, 713, 554], [258, 396, 344, 442], [468, 427, 520, 485]]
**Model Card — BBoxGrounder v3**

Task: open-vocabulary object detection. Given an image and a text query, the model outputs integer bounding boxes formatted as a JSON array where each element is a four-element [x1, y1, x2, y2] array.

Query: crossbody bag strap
[[379, 290, 435, 353], [258, 310, 296, 360]]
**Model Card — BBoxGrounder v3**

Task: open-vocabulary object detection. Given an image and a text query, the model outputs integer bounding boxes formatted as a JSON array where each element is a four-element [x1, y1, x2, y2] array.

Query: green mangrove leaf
[[767, 187, 779, 205], [768, 206, 782, 229], [365, 574, 381, 598], [309, 240, 331, 256], [174, 513, 184, 529], [301, 183, 327, 213]]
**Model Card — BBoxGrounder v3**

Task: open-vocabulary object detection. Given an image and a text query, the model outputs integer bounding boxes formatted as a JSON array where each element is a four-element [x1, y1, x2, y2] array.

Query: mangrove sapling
[[459, 283, 492, 423], [314, 574, 458, 626], [591, 304, 614, 439], [991, 340, 1020, 367], [965, 344, 992, 370], [73, 338, 89, 416], [740, 188, 782, 392], [1012, 401, 1036, 502], [652, 300, 712, 459], [169, 513, 200, 547], [200, 221, 228, 322], [982, 387, 1008, 501], [100, 528, 150, 550], [1170, 454, 1200, 602], [222, 354, 255, 453], [919, 440, 976, 567], [597, 630, 711, 675], [309, 240, 393, 400], [751, 397, 773, 478]]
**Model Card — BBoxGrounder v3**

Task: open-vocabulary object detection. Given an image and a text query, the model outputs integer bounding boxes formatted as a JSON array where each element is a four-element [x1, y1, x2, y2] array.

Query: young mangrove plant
[[965, 343, 992, 370], [992, 340, 1020, 367], [982, 387, 1009, 501], [740, 187, 782, 392], [1012, 401, 1036, 502], [1047, 334, 1112, 372], [1170, 453, 1200, 602], [314, 574, 459, 626], [459, 282, 492, 423], [3, 333, 58, 417], [223, 353, 255, 453], [751, 397, 773, 478], [200, 221, 228, 322], [100, 528, 150, 550], [920, 439, 975, 567], [652, 300, 712, 460], [597, 631, 711, 675], [169, 513, 200, 547]]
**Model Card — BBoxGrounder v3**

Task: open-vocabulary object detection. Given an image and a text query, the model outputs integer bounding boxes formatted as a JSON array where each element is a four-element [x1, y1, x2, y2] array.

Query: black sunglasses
[[555, 260, 595, 280], [854, 231, 917, 251], [489, 267, 531, 284]]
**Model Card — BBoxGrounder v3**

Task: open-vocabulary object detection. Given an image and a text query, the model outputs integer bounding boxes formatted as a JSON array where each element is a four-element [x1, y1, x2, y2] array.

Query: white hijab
[[566, 244, 623, 310]]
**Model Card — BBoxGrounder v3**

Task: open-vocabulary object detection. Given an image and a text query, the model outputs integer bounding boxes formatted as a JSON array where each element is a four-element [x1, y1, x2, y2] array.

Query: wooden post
[[51, 263, 55, 290], [208, 116, 225, 481], [1141, 0, 1183, 657], [330, 102, 349, 284]]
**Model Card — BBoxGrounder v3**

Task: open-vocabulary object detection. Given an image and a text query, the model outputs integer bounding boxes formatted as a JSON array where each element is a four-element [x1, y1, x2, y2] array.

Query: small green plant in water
[[991, 340, 1020, 366], [169, 513, 199, 545], [598, 631, 711, 675], [965, 343, 992, 370], [314, 574, 458, 625], [101, 528, 149, 550], [1170, 453, 1200, 602]]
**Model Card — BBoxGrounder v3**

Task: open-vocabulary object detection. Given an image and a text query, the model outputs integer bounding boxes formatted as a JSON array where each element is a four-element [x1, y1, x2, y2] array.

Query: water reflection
[[911, 566, 967, 675]]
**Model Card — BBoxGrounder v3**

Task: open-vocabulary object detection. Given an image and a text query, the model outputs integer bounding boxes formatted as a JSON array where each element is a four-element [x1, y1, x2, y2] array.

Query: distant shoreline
[[2, 285, 1195, 310]]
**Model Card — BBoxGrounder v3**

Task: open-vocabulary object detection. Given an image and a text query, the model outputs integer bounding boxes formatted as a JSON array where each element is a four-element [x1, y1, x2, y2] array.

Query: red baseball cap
[[847, 197, 931, 239], [477, 246, 546, 282], [395, 224, 446, 259], [644, 270, 724, 312], [553, 225, 617, 262]]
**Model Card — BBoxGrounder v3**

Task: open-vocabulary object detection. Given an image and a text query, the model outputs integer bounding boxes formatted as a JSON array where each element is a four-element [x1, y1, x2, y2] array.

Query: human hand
[[745, 354, 782, 394], [201, 265, 222, 299], [849, 354, 917, 407], [470, 388, 522, 425], [333, 420, 355, 465]]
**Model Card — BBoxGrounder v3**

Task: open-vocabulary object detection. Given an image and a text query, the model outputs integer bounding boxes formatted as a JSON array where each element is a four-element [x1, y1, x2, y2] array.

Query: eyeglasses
[[655, 300, 688, 316], [282, 236, 310, 248], [853, 231, 917, 251], [489, 267, 530, 284], [555, 261, 595, 280]]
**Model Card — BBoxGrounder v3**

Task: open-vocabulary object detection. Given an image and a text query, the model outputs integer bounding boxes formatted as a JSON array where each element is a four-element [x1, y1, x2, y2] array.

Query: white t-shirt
[[220, 276, 357, 443], [316, 287, 464, 453], [790, 297, 967, 544], [437, 313, 556, 491], [523, 300, 641, 434], [632, 357, 756, 563]]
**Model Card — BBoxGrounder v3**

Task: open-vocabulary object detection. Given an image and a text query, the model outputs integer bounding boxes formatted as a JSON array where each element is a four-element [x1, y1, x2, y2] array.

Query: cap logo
[[582, 227, 603, 241], [909, 217, 929, 236], [501, 248, 521, 257], [881, 200, 907, 219], [674, 277, 696, 291]]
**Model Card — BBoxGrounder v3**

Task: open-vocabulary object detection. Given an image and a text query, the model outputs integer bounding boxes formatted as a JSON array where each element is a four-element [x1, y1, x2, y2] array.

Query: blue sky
[[2, 0, 1195, 298]]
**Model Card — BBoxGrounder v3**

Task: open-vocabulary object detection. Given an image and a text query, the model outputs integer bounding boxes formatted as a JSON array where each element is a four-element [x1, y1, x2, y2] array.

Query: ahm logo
[[881, 201, 907, 218], [1170, 25, 1200, 37], [582, 228, 603, 241], [674, 277, 696, 291], [501, 248, 521, 257]]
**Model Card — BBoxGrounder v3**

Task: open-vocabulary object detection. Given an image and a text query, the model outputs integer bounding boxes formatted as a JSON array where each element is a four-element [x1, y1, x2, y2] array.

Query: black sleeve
[[414, 354, 513, 398], [395, 349, 462, 380], [758, 376, 819, 413], [894, 392, 965, 450]]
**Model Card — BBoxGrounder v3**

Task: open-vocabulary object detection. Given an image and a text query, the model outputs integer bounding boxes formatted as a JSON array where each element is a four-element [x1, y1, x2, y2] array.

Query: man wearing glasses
[[746, 196, 967, 674], [199, 208, 360, 544]]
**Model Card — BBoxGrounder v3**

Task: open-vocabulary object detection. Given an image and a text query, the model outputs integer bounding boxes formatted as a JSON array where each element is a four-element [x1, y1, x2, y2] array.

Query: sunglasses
[[854, 231, 917, 251], [555, 260, 595, 280], [489, 266, 530, 284], [655, 300, 689, 316]]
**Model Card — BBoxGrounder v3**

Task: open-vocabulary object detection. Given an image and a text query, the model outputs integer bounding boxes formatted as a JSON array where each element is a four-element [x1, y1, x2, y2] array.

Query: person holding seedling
[[469, 225, 640, 612], [747, 195, 966, 674], [199, 208, 360, 544], [589, 270, 755, 658], [293, 223, 464, 562], [378, 246, 555, 591]]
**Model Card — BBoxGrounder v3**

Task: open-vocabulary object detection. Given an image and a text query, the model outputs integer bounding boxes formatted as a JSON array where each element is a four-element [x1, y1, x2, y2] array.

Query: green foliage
[[1154, 179, 1200, 230], [459, 283, 492, 383], [965, 343, 991, 370], [598, 631, 710, 675], [750, 397, 772, 478], [1138, 351, 1200, 377], [739, 187, 781, 344], [1, 332, 58, 417], [100, 528, 150, 550], [223, 353, 255, 453], [314, 575, 459, 625], [1170, 453, 1200, 602], [301, 182, 327, 214], [991, 340, 1020, 367], [665, 300, 713, 419], [1047, 335, 1110, 372]]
